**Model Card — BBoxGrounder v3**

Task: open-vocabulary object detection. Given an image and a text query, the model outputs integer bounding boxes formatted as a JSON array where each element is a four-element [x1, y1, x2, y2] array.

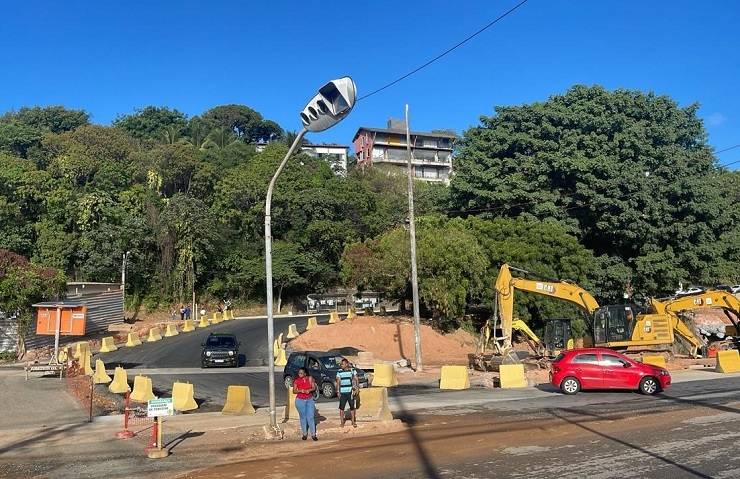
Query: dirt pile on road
[[289, 316, 475, 365]]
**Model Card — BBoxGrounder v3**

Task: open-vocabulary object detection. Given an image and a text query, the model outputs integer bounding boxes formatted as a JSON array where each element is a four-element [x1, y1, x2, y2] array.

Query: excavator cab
[[543, 319, 572, 356], [592, 304, 645, 344]]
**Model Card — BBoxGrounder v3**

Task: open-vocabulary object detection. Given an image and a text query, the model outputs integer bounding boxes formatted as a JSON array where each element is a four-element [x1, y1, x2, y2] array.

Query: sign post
[[146, 398, 173, 459]]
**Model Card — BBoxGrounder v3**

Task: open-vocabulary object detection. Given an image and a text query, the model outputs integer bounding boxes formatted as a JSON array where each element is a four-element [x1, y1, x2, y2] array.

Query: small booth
[[34, 302, 88, 336], [27, 301, 88, 378]]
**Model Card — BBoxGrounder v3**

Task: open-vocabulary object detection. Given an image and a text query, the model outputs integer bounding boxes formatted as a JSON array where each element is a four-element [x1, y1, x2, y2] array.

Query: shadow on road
[[548, 407, 713, 478], [106, 362, 142, 370], [656, 391, 739, 415], [393, 394, 440, 479], [165, 429, 205, 452], [0, 421, 87, 456], [534, 383, 560, 393]]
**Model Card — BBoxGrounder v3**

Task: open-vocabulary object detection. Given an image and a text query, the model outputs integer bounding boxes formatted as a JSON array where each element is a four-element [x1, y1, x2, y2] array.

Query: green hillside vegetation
[[1, 86, 738, 330]]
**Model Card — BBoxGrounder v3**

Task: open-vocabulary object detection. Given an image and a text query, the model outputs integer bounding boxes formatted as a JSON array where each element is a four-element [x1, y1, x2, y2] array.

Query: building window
[[414, 149, 436, 162], [423, 168, 439, 179], [387, 148, 407, 161], [422, 137, 438, 148]]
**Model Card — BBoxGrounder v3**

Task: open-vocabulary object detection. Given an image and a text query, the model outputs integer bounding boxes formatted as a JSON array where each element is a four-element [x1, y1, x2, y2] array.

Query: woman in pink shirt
[[292, 367, 317, 440]]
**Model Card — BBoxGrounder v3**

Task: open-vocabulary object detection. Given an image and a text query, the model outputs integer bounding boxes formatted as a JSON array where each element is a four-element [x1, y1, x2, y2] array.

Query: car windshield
[[320, 355, 345, 370], [206, 336, 235, 348]]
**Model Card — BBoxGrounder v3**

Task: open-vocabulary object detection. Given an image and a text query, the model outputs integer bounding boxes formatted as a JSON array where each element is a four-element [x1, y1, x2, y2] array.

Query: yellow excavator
[[483, 264, 599, 360], [482, 264, 706, 363], [650, 290, 740, 351]]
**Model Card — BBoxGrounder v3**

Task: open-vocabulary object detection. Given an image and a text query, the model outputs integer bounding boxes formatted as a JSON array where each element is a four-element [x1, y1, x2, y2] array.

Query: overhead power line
[[716, 143, 740, 154], [357, 0, 530, 102]]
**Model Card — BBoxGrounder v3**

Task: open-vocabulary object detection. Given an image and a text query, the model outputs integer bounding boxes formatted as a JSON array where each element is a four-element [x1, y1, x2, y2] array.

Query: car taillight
[[552, 365, 560, 373]]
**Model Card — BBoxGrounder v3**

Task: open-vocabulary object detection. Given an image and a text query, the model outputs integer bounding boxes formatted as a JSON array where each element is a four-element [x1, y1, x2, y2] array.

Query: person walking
[[183, 305, 191, 321], [179, 304, 185, 321], [293, 367, 317, 441], [335, 358, 359, 427]]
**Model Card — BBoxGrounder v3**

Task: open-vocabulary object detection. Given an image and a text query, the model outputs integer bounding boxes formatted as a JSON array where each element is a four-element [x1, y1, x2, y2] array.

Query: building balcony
[[371, 138, 454, 151], [372, 157, 452, 168]]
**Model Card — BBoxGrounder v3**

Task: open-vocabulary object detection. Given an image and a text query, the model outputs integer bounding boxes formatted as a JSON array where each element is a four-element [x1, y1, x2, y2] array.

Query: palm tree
[[282, 130, 301, 146], [208, 127, 237, 149], [162, 125, 182, 144], [187, 121, 213, 150]]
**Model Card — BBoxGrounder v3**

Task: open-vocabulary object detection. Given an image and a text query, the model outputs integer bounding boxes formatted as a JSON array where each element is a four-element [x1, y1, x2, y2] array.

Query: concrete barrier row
[[76, 310, 240, 357]]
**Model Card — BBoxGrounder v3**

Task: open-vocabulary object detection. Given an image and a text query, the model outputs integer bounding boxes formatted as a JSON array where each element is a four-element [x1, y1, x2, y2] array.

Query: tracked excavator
[[480, 264, 706, 366], [481, 264, 599, 362], [650, 290, 740, 351]]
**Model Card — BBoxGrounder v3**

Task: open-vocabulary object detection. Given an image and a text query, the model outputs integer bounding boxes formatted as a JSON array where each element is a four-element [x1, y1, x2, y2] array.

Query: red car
[[550, 348, 671, 395]]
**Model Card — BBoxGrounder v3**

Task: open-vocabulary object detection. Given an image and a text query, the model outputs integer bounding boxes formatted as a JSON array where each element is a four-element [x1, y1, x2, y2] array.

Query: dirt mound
[[685, 309, 737, 337], [289, 316, 474, 366]]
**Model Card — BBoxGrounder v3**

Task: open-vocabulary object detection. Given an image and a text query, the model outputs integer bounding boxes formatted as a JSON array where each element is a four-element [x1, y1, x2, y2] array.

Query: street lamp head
[[300, 76, 357, 132]]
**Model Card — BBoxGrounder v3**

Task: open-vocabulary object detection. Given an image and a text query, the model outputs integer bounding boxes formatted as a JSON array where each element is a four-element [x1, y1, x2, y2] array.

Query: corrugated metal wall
[[0, 312, 19, 352]]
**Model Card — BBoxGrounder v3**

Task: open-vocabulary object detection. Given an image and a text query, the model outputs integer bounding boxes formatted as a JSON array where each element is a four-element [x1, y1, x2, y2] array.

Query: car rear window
[[572, 353, 599, 364], [288, 354, 305, 368], [206, 336, 235, 347], [553, 352, 566, 363]]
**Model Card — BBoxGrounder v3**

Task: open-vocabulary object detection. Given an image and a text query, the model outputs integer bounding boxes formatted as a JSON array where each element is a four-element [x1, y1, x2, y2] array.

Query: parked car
[[284, 351, 369, 398], [200, 333, 239, 368], [674, 286, 704, 297], [731, 285, 740, 294], [715, 285, 735, 293], [550, 348, 671, 395]]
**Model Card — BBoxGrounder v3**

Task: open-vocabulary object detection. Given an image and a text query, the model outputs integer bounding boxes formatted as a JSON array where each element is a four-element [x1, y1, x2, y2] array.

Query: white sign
[[147, 398, 173, 417]]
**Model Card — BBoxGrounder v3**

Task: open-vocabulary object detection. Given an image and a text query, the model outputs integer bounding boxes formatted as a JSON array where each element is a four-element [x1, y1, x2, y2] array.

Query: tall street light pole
[[404, 105, 423, 372], [264, 77, 357, 436]]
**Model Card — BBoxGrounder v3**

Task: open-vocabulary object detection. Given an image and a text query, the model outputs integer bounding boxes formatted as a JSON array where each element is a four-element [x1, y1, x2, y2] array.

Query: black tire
[[201, 361, 207, 369], [284, 375, 294, 389], [560, 376, 581, 395], [639, 376, 660, 395], [321, 381, 336, 399]]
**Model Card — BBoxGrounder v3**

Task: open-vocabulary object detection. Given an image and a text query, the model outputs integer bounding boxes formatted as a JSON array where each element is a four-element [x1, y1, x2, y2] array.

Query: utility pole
[[405, 104, 423, 372], [191, 242, 196, 324], [121, 251, 130, 317]]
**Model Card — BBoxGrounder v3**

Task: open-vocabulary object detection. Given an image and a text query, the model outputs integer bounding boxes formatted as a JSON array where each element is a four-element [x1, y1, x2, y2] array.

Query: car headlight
[[205, 351, 212, 357], [659, 370, 669, 376], [228, 351, 234, 356]]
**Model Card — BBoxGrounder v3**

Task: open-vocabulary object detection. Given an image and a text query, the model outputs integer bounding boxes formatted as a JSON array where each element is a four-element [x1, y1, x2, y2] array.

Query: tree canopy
[[449, 85, 739, 297], [0, 86, 737, 332]]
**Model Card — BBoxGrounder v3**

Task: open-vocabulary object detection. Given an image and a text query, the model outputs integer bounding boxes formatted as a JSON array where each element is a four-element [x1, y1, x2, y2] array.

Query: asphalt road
[[102, 313, 334, 369], [185, 376, 740, 479], [99, 312, 349, 409]]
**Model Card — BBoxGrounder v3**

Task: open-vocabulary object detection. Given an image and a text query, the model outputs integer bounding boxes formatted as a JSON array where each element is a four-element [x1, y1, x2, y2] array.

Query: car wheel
[[560, 376, 580, 395], [284, 376, 293, 389], [321, 382, 336, 399], [639, 376, 659, 395]]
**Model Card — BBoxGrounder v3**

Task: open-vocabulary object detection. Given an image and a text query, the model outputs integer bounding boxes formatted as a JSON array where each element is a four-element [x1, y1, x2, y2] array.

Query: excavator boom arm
[[651, 291, 740, 356], [491, 264, 600, 352]]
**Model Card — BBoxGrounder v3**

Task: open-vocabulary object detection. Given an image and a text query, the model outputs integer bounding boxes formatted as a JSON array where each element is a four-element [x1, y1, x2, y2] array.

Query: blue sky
[[1, 0, 738, 167]]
